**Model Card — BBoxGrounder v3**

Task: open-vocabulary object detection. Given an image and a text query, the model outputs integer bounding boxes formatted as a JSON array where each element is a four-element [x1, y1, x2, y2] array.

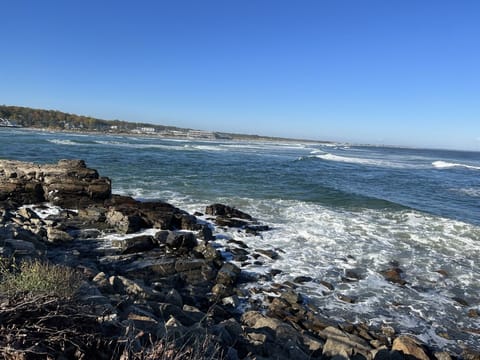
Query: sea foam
[[432, 160, 480, 170]]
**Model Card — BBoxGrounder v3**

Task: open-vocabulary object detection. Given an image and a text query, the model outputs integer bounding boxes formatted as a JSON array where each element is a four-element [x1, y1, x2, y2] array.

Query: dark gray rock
[[166, 231, 198, 250], [117, 235, 156, 254], [216, 262, 241, 286], [205, 203, 253, 220]]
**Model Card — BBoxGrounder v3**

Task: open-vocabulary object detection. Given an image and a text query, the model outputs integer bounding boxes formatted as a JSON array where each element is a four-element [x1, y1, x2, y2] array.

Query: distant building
[[0, 118, 21, 127], [187, 130, 215, 139], [132, 127, 156, 134]]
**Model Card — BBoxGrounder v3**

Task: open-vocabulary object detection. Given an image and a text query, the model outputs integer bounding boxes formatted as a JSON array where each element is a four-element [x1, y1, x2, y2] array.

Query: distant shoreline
[[12, 125, 332, 145]]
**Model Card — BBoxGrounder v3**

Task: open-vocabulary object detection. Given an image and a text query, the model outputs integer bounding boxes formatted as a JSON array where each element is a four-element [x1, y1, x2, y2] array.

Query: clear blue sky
[[1, 1, 479, 150]]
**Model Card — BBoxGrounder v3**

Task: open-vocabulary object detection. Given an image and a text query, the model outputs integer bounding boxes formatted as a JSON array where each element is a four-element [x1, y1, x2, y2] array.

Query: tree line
[[0, 105, 180, 132]]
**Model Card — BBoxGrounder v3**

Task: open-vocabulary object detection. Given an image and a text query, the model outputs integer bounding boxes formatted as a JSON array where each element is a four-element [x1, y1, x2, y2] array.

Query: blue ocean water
[[1, 128, 479, 351]]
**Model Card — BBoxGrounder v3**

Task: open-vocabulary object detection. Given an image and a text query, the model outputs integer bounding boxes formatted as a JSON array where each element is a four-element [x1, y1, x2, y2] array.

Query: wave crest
[[432, 161, 480, 170]]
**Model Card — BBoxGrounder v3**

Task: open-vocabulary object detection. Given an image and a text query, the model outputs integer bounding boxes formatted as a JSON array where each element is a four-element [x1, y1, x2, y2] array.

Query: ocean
[[1, 128, 479, 352]]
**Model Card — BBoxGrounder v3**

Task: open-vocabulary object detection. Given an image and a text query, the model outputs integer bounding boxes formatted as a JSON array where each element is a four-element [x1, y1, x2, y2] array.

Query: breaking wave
[[432, 161, 480, 170]]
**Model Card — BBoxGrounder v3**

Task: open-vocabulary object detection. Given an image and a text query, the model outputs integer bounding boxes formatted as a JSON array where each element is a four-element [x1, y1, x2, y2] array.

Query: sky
[[1, 0, 479, 151]]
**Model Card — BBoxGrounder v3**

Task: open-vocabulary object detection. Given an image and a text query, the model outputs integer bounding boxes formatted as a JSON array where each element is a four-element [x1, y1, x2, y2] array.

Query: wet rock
[[255, 248, 279, 259], [227, 239, 249, 248], [381, 268, 407, 286], [270, 269, 282, 277], [343, 269, 363, 281], [216, 262, 241, 286], [166, 231, 198, 250], [319, 280, 335, 291], [452, 296, 469, 306], [338, 294, 357, 304], [435, 269, 449, 277], [293, 276, 312, 284], [206, 203, 253, 220], [216, 217, 251, 228], [194, 242, 222, 262], [198, 224, 214, 241], [468, 308, 479, 318], [280, 289, 302, 305], [392, 335, 430, 360]]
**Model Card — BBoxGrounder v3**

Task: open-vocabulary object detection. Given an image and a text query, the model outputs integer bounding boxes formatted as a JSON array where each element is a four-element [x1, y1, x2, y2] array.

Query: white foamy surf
[[432, 161, 480, 170]]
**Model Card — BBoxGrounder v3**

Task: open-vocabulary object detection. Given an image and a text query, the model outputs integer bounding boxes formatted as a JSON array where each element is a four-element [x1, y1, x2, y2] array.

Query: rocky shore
[[0, 159, 478, 359]]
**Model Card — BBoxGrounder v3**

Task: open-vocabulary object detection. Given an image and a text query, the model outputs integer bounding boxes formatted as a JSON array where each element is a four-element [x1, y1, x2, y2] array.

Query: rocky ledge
[[0, 159, 477, 360]]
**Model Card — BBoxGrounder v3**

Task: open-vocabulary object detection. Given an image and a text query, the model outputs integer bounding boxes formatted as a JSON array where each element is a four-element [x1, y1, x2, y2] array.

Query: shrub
[[0, 259, 82, 298]]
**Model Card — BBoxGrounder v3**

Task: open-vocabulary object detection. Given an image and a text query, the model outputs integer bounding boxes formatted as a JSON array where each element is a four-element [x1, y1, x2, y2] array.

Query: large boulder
[[0, 159, 111, 208], [392, 335, 430, 360]]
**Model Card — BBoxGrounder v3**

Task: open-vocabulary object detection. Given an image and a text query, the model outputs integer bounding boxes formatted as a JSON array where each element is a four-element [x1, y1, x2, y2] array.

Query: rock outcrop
[[0, 159, 469, 359], [0, 159, 111, 208]]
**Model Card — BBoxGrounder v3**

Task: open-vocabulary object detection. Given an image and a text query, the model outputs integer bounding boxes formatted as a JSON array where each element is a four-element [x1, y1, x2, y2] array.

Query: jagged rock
[[0, 159, 111, 208], [194, 242, 222, 262], [16, 207, 40, 221], [154, 229, 170, 243], [156, 303, 200, 326], [319, 326, 372, 359], [198, 224, 214, 241], [123, 258, 177, 278], [165, 288, 183, 308], [206, 203, 253, 220], [212, 283, 235, 298], [462, 348, 480, 360], [255, 248, 279, 259], [215, 217, 251, 228], [105, 206, 149, 234], [434, 351, 453, 360], [78, 206, 107, 222], [175, 258, 207, 272], [109, 275, 151, 298], [392, 335, 430, 360], [46, 227, 73, 243], [117, 235, 156, 254], [166, 231, 198, 250], [280, 289, 302, 305], [92, 271, 115, 294], [221, 295, 240, 308], [216, 262, 241, 286]]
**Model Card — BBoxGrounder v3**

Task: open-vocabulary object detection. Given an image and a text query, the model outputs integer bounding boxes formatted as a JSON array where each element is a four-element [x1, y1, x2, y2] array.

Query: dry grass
[[0, 258, 82, 298]]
